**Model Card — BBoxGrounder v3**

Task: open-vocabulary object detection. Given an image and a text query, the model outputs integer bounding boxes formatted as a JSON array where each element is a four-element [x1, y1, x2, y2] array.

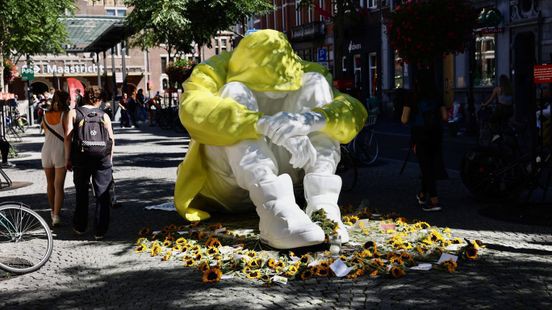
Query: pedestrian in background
[[41, 90, 70, 226], [126, 87, 139, 128], [65, 86, 115, 240], [481, 74, 514, 132], [75, 89, 84, 107], [401, 68, 448, 211]]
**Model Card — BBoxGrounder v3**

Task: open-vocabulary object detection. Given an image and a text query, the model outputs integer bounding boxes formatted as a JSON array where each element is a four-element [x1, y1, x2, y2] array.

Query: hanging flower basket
[[3, 59, 18, 85], [385, 0, 478, 64], [166, 59, 196, 88]]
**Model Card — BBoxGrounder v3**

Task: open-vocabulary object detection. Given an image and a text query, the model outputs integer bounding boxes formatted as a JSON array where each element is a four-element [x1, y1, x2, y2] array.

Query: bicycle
[[461, 119, 552, 202], [0, 201, 53, 274], [343, 113, 379, 166]]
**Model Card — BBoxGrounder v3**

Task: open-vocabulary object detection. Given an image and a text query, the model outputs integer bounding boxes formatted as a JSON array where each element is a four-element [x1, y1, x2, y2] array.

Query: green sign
[[21, 67, 34, 81]]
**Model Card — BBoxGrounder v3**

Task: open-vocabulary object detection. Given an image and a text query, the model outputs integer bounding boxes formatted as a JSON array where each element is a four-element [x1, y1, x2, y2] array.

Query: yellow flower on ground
[[369, 270, 378, 278], [441, 260, 458, 273], [346, 268, 364, 279], [245, 250, 257, 258], [150, 243, 163, 257], [198, 261, 210, 272], [414, 221, 430, 230], [176, 237, 188, 246], [202, 267, 222, 284], [314, 265, 330, 277], [260, 274, 272, 283], [163, 240, 172, 247], [135, 237, 147, 245], [247, 258, 263, 269], [135, 243, 148, 253], [206, 247, 220, 256], [267, 258, 277, 269], [465, 245, 478, 260], [300, 254, 313, 265], [285, 264, 299, 277], [363, 241, 377, 252], [246, 270, 261, 279], [172, 244, 183, 252], [162, 251, 172, 261], [390, 266, 406, 278], [205, 236, 222, 248], [300, 268, 314, 281]]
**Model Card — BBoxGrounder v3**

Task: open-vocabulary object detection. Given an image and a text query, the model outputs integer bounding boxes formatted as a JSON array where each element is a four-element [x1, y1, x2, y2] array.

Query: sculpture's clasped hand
[[261, 111, 325, 145]]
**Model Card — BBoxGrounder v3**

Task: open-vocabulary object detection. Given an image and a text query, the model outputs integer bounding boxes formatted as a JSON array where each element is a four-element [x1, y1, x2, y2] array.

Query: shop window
[[474, 34, 496, 87], [342, 56, 347, 72], [394, 50, 405, 88], [296, 1, 302, 25], [368, 52, 378, 96], [353, 54, 362, 89]]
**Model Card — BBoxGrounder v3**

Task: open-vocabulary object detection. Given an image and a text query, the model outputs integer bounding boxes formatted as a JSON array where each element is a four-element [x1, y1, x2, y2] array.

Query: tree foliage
[[124, 0, 273, 61], [0, 0, 75, 89], [385, 0, 478, 64]]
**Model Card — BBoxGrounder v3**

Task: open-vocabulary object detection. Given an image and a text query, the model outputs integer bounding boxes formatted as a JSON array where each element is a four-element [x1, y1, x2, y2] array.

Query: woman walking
[[481, 74, 514, 132], [41, 90, 70, 226]]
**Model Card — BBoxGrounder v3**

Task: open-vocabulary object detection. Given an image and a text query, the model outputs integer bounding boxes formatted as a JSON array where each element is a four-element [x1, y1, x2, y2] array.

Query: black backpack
[[73, 107, 111, 159]]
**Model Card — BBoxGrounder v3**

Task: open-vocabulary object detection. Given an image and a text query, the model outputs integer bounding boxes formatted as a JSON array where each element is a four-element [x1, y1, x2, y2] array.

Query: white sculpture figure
[[174, 30, 367, 249]]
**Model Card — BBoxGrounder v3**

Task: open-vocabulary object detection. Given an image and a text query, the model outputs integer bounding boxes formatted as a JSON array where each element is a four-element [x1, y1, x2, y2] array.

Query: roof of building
[[63, 16, 130, 53]]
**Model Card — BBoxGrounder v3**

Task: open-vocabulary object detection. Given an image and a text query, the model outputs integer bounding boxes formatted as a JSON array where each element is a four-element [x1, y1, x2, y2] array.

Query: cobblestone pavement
[[1, 125, 551, 309]]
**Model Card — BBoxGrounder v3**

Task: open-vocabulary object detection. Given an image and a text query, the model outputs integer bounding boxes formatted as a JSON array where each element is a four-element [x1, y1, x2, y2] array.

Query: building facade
[[9, 0, 233, 103]]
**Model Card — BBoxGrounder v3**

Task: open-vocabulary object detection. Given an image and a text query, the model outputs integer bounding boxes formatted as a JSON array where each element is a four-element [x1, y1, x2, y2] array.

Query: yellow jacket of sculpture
[[174, 30, 367, 221]]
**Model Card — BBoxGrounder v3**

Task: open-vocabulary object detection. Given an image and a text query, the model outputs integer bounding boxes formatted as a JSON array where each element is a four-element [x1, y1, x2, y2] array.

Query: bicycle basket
[[366, 114, 377, 127]]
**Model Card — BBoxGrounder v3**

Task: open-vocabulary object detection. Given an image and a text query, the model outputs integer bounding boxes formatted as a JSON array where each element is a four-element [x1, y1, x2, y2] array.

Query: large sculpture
[[174, 30, 367, 249]]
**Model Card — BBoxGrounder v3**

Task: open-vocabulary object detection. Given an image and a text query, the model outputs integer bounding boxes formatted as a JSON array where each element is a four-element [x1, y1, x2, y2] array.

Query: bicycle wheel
[[336, 145, 357, 191], [352, 128, 379, 166], [0, 202, 53, 274], [460, 149, 524, 201]]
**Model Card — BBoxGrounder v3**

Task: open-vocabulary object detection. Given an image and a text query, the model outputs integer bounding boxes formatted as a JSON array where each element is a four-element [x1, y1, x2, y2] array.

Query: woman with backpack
[[401, 68, 448, 211], [64, 86, 115, 240], [41, 90, 70, 227]]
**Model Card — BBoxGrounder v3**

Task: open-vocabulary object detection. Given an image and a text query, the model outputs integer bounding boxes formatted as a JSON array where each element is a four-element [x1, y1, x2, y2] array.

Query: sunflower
[[369, 270, 379, 278], [363, 241, 377, 252], [441, 260, 458, 273], [388, 256, 404, 265], [245, 250, 257, 258], [371, 258, 385, 267], [260, 274, 272, 283], [194, 253, 203, 261], [267, 258, 277, 269], [138, 227, 152, 237], [246, 270, 261, 279], [164, 234, 175, 242], [299, 254, 313, 265], [346, 268, 364, 279], [202, 267, 222, 284], [247, 258, 263, 269], [465, 245, 478, 260], [314, 265, 330, 277], [242, 266, 252, 274], [168, 224, 177, 231], [190, 221, 200, 228], [451, 238, 463, 244], [205, 237, 222, 248], [135, 243, 148, 253], [206, 247, 220, 256], [162, 251, 172, 261], [183, 258, 195, 266], [285, 264, 299, 277], [299, 268, 313, 281], [414, 221, 430, 230], [198, 261, 210, 272], [176, 237, 188, 246], [150, 243, 163, 257], [163, 240, 173, 247], [135, 237, 147, 245], [172, 244, 183, 252], [390, 266, 406, 278], [177, 224, 188, 231]]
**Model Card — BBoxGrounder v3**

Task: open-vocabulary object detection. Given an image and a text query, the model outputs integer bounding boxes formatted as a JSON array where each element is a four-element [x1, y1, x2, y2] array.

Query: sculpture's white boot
[[304, 173, 349, 243], [249, 174, 325, 249]]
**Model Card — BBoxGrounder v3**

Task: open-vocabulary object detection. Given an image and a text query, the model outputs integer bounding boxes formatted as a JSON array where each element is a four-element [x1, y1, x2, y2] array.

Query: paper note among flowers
[[330, 259, 353, 277], [380, 223, 396, 232], [410, 263, 432, 271], [437, 253, 458, 264]]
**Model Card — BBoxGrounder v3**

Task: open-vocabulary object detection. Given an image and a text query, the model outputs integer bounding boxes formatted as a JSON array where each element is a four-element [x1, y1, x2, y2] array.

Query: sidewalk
[[0, 126, 551, 309]]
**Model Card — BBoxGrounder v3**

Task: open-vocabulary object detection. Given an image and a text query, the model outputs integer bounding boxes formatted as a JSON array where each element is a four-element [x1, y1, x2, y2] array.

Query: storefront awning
[[63, 16, 129, 53]]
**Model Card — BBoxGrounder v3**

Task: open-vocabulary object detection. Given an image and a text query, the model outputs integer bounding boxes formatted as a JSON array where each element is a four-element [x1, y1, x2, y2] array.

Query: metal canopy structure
[[63, 16, 128, 53]]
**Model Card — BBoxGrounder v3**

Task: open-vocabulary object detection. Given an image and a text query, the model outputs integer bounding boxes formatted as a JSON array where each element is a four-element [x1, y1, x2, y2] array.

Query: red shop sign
[[534, 64, 552, 84]]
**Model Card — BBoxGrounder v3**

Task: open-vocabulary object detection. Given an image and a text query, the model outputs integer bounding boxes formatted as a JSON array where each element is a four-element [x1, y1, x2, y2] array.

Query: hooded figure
[[175, 30, 367, 249]]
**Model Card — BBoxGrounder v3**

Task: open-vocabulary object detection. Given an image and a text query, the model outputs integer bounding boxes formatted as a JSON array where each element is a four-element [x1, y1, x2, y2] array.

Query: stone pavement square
[[0, 126, 551, 309]]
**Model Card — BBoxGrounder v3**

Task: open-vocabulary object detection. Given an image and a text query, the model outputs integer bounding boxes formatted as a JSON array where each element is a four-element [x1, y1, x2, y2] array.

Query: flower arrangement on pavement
[[134, 205, 483, 285]]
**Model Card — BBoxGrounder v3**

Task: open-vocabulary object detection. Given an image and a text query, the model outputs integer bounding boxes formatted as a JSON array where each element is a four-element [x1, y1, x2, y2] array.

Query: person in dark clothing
[[75, 89, 84, 107], [126, 88, 139, 128], [64, 86, 115, 240], [401, 69, 448, 211]]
